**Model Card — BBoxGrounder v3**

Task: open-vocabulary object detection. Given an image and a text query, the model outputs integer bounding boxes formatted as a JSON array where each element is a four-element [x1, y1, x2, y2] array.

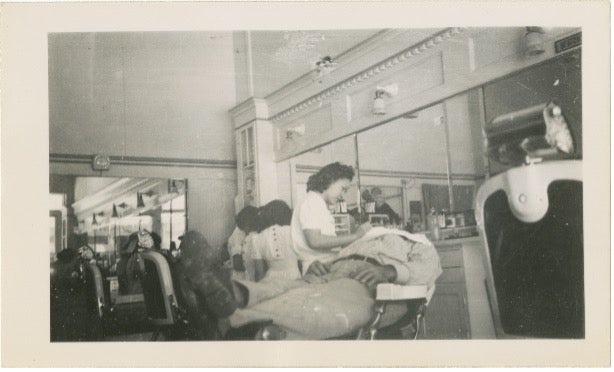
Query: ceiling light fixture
[[524, 27, 546, 56]]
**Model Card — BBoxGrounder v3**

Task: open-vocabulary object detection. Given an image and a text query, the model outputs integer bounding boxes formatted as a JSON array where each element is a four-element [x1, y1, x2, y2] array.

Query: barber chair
[[50, 249, 106, 341], [475, 102, 583, 338], [84, 262, 107, 319], [138, 249, 275, 340], [357, 284, 436, 340], [137, 250, 187, 340]]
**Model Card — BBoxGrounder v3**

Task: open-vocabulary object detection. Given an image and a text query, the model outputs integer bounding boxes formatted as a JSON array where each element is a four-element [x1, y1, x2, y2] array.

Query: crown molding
[[269, 28, 465, 123], [228, 97, 269, 128]]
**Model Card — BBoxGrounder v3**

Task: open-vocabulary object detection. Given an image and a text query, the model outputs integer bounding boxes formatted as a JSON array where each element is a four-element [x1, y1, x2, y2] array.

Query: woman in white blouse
[[251, 200, 301, 282], [291, 162, 372, 277]]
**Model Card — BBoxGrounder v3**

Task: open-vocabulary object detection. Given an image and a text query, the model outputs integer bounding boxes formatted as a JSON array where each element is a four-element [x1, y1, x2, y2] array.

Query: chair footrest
[[376, 284, 427, 301]]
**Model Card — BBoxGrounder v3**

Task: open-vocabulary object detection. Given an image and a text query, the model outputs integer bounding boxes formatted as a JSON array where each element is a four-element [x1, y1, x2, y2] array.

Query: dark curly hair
[[258, 199, 292, 231], [306, 162, 355, 193], [236, 205, 260, 233]]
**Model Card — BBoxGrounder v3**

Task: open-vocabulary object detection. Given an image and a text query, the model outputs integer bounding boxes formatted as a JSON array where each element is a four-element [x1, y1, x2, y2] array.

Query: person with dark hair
[[116, 230, 161, 295], [251, 200, 300, 282], [227, 206, 260, 281], [291, 162, 372, 277], [370, 187, 402, 225]]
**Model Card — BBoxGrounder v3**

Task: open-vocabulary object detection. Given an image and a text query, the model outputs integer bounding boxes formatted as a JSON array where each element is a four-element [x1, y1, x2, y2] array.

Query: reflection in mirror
[[357, 103, 449, 235], [49, 175, 187, 274], [441, 89, 488, 233], [482, 48, 582, 175]]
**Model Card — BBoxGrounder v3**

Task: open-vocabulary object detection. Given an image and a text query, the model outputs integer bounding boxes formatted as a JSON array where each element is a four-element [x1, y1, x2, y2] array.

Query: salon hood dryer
[[475, 103, 583, 339]]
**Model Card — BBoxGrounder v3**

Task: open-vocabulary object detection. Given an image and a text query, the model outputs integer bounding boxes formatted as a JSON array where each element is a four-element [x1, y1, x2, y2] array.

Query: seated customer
[[177, 227, 441, 339], [116, 230, 161, 295], [371, 187, 402, 225], [227, 206, 260, 281], [251, 200, 301, 282]]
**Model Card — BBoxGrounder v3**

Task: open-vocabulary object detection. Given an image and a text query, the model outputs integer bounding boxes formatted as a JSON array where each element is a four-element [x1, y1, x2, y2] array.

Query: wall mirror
[[280, 49, 581, 240], [357, 103, 452, 234], [49, 175, 188, 269]]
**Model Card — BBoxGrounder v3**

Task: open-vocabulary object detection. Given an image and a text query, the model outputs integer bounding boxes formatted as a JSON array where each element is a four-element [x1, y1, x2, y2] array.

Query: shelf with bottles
[[333, 214, 351, 236]]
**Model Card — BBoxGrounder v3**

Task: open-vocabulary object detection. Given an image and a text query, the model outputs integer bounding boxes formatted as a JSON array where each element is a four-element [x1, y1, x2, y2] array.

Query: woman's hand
[[350, 264, 397, 289], [354, 222, 373, 239], [303, 274, 329, 284], [306, 260, 330, 276]]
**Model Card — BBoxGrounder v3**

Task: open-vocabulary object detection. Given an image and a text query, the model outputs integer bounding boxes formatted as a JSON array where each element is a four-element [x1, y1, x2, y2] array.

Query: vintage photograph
[[2, 1, 610, 367], [48, 27, 584, 342]]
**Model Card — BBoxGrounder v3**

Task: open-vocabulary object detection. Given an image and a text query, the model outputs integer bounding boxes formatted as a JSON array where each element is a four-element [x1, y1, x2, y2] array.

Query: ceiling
[[249, 29, 383, 97]]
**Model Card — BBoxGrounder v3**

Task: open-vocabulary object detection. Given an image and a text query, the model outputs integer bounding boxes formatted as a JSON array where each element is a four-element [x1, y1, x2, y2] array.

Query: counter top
[[433, 235, 482, 248]]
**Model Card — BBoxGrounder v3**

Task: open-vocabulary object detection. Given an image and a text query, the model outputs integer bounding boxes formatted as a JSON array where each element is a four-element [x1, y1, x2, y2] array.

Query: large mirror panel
[[49, 175, 187, 274], [357, 103, 449, 233]]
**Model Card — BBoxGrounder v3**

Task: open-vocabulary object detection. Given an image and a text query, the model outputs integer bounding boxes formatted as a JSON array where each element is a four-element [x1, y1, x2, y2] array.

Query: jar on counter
[[445, 212, 456, 228], [437, 210, 447, 228], [455, 212, 465, 227]]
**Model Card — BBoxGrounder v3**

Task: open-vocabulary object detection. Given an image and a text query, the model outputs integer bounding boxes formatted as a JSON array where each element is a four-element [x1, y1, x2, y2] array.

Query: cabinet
[[233, 115, 278, 211], [236, 124, 258, 208], [424, 243, 471, 339]]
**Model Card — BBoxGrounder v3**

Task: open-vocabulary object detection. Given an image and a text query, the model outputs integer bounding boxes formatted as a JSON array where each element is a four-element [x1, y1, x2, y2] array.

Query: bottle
[[437, 210, 446, 228], [338, 197, 347, 214], [429, 208, 440, 240], [446, 211, 456, 228]]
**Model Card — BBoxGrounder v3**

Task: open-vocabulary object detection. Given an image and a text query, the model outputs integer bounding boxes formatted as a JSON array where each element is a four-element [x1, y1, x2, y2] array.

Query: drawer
[[437, 247, 463, 268], [436, 267, 465, 283]]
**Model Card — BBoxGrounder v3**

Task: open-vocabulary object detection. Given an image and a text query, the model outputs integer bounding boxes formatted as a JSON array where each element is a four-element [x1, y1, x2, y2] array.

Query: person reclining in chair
[[176, 225, 441, 340]]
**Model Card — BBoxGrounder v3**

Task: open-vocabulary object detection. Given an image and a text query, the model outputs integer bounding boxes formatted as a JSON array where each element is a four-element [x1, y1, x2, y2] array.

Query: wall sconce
[[92, 211, 104, 226], [286, 124, 306, 140], [168, 179, 186, 193], [137, 193, 146, 208], [142, 190, 156, 198], [524, 27, 546, 56], [111, 204, 119, 218], [372, 83, 399, 115], [312, 56, 337, 81]]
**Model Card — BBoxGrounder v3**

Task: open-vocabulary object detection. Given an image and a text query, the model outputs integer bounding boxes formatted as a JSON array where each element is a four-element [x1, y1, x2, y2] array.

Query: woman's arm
[[303, 223, 372, 251], [232, 254, 246, 272], [253, 259, 267, 282]]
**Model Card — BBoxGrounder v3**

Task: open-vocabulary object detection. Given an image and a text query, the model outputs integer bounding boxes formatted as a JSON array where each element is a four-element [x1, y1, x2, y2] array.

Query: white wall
[[48, 31, 240, 246], [49, 32, 238, 160]]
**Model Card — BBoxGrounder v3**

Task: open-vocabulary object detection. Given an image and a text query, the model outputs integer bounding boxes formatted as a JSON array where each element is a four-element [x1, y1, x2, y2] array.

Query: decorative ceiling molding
[[270, 28, 466, 123]]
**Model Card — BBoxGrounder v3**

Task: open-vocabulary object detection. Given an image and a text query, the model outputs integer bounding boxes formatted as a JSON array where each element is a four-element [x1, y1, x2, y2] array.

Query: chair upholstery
[[84, 263, 107, 319], [138, 250, 181, 327], [475, 160, 583, 338]]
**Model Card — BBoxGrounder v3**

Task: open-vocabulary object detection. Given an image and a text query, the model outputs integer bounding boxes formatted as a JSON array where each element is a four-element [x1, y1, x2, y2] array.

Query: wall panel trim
[[50, 153, 236, 169]]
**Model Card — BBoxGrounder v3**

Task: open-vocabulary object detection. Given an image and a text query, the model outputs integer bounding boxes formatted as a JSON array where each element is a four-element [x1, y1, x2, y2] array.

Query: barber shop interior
[[49, 27, 583, 341]]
